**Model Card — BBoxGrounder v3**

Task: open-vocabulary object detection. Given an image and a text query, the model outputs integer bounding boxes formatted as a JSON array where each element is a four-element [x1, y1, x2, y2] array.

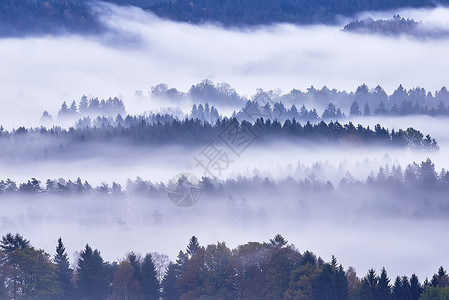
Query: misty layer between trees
[[1, 233, 448, 300], [2, 0, 449, 297]]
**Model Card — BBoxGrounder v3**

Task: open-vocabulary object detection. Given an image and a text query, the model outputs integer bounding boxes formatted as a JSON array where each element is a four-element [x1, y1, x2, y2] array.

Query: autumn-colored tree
[[111, 261, 142, 300]]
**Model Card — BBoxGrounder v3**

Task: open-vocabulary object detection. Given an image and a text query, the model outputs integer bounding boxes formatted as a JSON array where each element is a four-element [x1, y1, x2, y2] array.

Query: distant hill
[[1, 0, 449, 36], [147, 0, 449, 26], [0, 0, 165, 36], [0, 0, 99, 36]]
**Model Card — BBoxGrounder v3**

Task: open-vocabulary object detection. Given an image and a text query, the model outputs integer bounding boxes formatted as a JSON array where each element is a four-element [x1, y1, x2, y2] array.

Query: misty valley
[[2, 0, 449, 299]]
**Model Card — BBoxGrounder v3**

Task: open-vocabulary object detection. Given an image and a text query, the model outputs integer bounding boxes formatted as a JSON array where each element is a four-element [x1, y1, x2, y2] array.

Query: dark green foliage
[[54, 237, 75, 299], [186, 236, 200, 258], [0, 233, 435, 300], [263, 245, 302, 299], [141, 253, 160, 300], [148, 0, 449, 26], [2, 0, 449, 36], [161, 262, 178, 300], [410, 274, 422, 300], [0, 234, 60, 299], [266, 234, 288, 248], [360, 269, 378, 300], [76, 244, 109, 300], [0, 233, 30, 253], [431, 266, 449, 288], [0, 0, 101, 37], [311, 258, 349, 300], [378, 267, 392, 300]]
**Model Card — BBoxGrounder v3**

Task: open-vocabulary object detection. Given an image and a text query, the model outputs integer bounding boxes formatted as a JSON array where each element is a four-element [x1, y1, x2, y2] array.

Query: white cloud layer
[[1, 3, 449, 128]]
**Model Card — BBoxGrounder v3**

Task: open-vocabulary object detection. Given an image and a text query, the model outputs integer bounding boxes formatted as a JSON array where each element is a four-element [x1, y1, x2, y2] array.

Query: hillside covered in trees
[[148, 0, 449, 26], [2, 0, 449, 36], [0, 233, 448, 299]]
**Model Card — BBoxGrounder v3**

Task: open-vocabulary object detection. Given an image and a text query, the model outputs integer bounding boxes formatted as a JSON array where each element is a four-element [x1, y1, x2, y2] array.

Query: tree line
[[47, 81, 449, 127], [147, 0, 447, 26], [343, 15, 449, 38], [151, 80, 449, 115], [19, 117, 439, 151], [0, 233, 448, 299], [343, 15, 419, 36], [3, 0, 445, 36], [0, 158, 447, 197], [46, 96, 126, 121]]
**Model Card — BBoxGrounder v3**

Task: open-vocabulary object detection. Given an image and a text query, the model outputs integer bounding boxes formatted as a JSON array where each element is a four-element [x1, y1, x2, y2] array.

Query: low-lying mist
[[1, 163, 448, 281], [2, 0, 449, 288], [1, 3, 449, 128]]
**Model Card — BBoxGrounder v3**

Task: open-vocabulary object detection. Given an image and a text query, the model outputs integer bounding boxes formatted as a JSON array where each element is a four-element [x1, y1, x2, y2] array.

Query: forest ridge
[[2, 0, 449, 36]]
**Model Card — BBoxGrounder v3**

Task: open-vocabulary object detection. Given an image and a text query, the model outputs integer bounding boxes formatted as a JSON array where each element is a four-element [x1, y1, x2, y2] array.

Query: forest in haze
[[2, 0, 449, 299], [2, 0, 449, 36]]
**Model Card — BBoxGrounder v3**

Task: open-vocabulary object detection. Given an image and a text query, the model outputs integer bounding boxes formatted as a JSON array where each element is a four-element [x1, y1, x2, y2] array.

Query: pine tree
[[349, 100, 361, 116], [187, 236, 199, 258], [410, 274, 422, 300], [54, 237, 74, 299], [141, 253, 160, 300], [267, 234, 287, 248], [377, 267, 391, 299], [363, 103, 371, 116], [58, 101, 69, 116], [76, 244, 108, 300], [360, 269, 378, 300], [161, 262, 178, 300], [0, 233, 29, 253], [392, 276, 404, 300]]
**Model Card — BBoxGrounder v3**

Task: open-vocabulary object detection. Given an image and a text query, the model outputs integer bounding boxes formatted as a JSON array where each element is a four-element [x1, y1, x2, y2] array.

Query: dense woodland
[[2, 0, 449, 36], [0, 233, 448, 299], [147, 0, 448, 26], [2, 116, 438, 153], [343, 15, 449, 38]]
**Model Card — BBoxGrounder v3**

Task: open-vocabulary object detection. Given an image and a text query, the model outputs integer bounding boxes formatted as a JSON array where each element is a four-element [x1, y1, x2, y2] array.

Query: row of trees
[[343, 15, 420, 36], [1, 233, 448, 299], [28, 117, 441, 150], [0, 158, 446, 197], [52, 96, 126, 120], [0, 233, 161, 299], [150, 79, 449, 112], [42, 82, 449, 128], [343, 15, 449, 38], [195, 99, 449, 124]]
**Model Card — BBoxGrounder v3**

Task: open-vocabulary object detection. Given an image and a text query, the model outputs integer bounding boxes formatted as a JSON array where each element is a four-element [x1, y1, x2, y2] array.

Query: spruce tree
[[377, 267, 391, 299], [141, 253, 160, 300], [161, 262, 178, 300], [76, 244, 108, 300], [54, 237, 74, 299]]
